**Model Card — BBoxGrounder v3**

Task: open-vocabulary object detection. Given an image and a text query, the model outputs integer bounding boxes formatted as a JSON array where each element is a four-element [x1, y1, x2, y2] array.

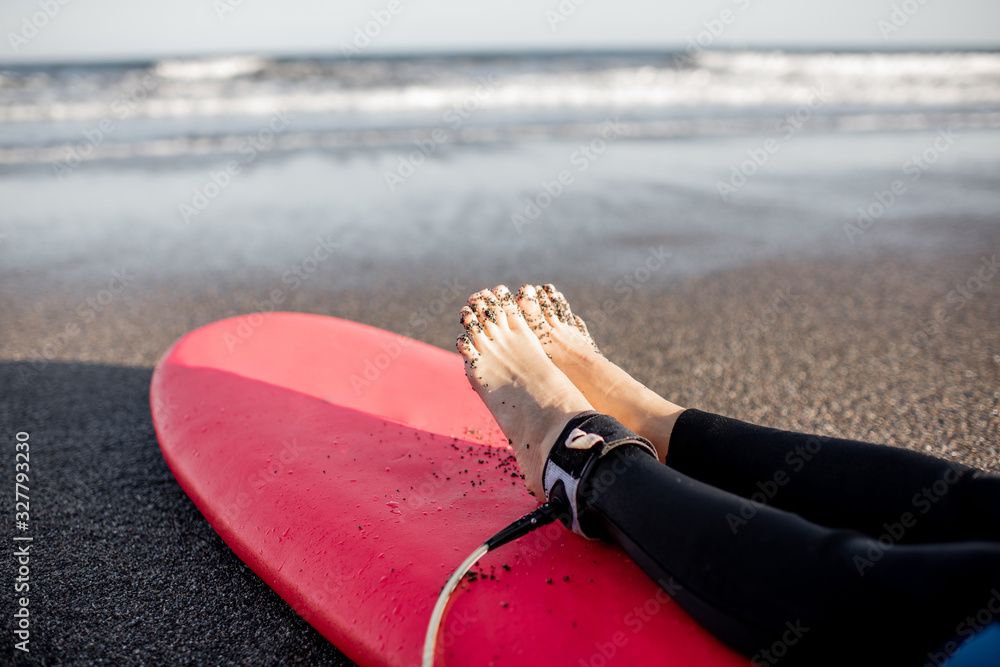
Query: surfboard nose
[[156, 312, 502, 438]]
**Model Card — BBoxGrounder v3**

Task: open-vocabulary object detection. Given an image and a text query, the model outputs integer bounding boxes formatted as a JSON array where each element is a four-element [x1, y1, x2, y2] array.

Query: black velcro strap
[[543, 411, 657, 538]]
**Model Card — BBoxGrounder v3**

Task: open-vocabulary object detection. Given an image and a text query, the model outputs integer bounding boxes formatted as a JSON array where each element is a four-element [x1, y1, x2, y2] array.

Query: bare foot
[[516, 284, 685, 462], [456, 285, 594, 498]]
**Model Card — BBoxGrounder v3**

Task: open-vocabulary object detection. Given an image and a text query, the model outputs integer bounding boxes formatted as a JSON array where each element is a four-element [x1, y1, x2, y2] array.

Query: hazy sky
[[2, 0, 998, 63]]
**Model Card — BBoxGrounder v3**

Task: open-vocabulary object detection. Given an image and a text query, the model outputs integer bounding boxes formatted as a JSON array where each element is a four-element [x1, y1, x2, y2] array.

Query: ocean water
[[3, 50, 1000, 163], [1, 50, 1000, 291]]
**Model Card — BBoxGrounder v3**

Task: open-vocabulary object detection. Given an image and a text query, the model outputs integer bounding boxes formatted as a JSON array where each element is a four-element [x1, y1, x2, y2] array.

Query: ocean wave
[[1, 50, 998, 165], [2, 51, 998, 124], [153, 55, 268, 81]]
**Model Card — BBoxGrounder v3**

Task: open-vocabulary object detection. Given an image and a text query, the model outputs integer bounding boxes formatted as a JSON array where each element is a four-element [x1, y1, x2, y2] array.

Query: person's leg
[[665, 408, 1000, 544], [455, 296, 1000, 664], [517, 283, 1000, 543], [585, 442, 1000, 666]]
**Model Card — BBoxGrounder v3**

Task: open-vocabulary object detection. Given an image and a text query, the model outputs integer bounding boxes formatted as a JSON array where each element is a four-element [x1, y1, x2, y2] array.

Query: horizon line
[[2, 43, 999, 68]]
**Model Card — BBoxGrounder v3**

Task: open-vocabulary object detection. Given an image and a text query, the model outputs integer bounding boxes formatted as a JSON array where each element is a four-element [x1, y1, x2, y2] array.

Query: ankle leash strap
[[542, 411, 657, 539]]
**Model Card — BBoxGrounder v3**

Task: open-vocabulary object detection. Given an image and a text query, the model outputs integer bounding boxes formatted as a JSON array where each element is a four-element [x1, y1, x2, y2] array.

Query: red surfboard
[[150, 312, 743, 666]]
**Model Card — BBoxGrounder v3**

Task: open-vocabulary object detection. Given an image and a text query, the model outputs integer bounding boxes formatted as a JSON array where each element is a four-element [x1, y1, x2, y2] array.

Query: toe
[[516, 284, 549, 334], [478, 288, 501, 307], [456, 333, 481, 363], [469, 291, 500, 327], [459, 306, 482, 333], [543, 284, 575, 325], [534, 285, 562, 327], [492, 285, 523, 324]]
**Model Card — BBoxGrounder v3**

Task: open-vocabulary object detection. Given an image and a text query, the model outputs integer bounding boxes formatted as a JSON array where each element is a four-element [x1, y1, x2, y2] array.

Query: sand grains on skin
[[515, 283, 687, 462], [457, 285, 593, 497]]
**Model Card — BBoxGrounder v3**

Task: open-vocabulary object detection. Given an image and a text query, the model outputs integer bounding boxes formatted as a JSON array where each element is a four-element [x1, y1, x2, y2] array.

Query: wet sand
[[1, 245, 997, 664]]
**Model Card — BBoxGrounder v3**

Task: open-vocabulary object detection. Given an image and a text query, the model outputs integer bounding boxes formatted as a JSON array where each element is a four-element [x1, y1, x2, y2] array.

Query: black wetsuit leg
[[663, 409, 1000, 544], [581, 412, 1000, 666]]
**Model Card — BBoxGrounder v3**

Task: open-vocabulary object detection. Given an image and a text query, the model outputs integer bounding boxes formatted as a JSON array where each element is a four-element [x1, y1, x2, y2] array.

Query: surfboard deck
[[151, 312, 743, 666]]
